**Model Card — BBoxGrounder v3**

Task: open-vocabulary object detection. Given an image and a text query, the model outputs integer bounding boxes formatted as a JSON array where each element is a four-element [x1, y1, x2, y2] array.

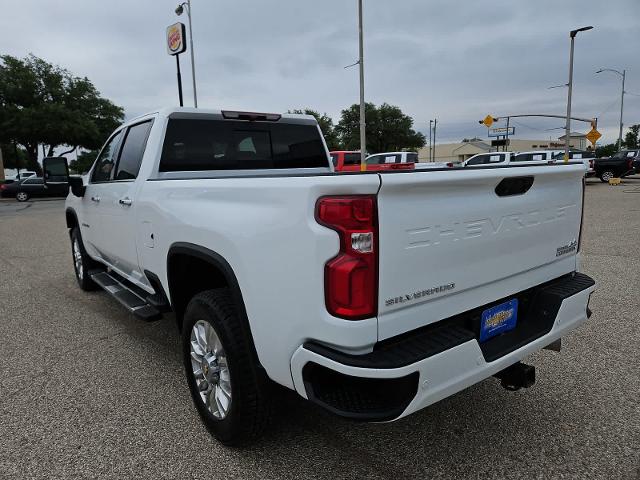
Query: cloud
[[2, 0, 638, 144]]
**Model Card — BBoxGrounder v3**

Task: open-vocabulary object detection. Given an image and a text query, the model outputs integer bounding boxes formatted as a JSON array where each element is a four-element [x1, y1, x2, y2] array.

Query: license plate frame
[[479, 298, 518, 342]]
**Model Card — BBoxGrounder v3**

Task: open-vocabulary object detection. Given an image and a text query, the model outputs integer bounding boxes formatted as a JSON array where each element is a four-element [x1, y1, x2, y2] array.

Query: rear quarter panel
[[136, 173, 381, 388]]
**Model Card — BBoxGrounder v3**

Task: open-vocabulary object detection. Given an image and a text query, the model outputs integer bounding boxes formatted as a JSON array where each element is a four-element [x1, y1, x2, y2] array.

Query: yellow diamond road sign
[[586, 128, 602, 145], [482, 115, 494, 128]]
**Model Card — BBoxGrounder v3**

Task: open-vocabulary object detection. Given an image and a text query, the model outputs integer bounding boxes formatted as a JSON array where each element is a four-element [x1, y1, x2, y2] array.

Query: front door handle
[[91, 196, 100, 203], [119, 197, 133, 207]]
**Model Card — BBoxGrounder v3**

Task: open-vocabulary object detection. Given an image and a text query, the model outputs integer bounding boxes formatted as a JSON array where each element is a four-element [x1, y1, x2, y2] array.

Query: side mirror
[[43, 156, 85, 198], [43, 156, 69, 185]]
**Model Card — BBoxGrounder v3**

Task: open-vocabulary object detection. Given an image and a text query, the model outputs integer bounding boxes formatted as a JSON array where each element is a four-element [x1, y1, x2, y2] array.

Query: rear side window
[[406, 153, 418, 163], [115, 121, 153, 180], [343, 153, 360, 165], [159, 119, 328, 171]]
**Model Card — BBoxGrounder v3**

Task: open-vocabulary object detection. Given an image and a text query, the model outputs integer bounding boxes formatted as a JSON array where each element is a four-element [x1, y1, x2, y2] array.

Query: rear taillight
[[316, 196, 378, 320], [0, 184, 5, 190]]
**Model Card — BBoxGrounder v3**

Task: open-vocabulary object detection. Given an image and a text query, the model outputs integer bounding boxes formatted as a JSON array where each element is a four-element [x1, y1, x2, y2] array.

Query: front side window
[[91, 130, 123, 182], [159, 119, 327, 171], [406, 153, 418, 163], [23, 178, 43, 185], [114, 121, 153, 180]]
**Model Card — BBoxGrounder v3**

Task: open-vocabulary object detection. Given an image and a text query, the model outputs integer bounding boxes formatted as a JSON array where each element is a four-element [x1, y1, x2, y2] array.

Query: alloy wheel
[[190, 320, 232, 419], [72, 239, 83, 280]]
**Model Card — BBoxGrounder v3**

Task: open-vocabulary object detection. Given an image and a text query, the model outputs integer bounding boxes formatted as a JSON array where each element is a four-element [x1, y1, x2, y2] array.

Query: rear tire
[[16, 191, 29, 202], [70, 227, 99, 291], [182, 289, 274, 446], [599, 170, 615, 183]]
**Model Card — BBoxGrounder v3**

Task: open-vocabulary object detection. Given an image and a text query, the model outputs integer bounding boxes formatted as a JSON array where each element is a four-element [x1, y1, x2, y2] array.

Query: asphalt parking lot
[[1, 177, 639, 480]]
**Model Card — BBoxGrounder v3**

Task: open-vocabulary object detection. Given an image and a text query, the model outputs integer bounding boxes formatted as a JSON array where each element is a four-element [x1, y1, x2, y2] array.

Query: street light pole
[[619, 69, 626, 149], [176, 1, 198, 107], [596, 68, 626, 149], [564, 26, 592, 162], [429, 120, 433, 162], [358, 0, 366, 171]]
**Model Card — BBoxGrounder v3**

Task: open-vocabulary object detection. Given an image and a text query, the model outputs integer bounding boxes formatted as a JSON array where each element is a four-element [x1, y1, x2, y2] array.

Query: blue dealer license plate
[[479, 299, 518, 342]]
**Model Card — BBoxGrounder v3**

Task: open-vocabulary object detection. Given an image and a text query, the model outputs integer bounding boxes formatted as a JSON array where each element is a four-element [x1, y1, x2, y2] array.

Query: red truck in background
[[330, 151, 415, 172]]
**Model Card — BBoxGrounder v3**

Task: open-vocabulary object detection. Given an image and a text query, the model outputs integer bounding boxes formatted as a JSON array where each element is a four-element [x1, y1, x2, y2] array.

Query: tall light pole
[[176, 1, 198, 107], [358, 0, 366, 171], [429, 120, 433, 162], [564, 26, 593, 161], [596, 68, 626, 149]]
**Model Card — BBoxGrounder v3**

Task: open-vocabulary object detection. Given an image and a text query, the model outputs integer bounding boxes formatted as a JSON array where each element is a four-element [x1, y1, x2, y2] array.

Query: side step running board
[[91, 271, 162, 321]]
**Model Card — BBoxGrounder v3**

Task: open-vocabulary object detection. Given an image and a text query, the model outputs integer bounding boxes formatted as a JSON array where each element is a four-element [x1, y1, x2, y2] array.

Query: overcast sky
[[2, 0, 639, 144]]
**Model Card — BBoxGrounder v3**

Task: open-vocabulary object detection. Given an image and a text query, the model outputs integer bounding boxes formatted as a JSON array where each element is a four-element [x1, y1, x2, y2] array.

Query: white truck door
[[82, 129, 124, 258], [94, 120, 154, 287]]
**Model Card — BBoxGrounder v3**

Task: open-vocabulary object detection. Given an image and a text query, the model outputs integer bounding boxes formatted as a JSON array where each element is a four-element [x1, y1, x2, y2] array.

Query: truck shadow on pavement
[[99, 303, 583, 480]]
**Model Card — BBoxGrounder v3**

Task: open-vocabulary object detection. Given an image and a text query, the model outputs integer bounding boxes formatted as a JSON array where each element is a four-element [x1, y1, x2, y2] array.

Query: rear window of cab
[[159, 119, 328, 171]]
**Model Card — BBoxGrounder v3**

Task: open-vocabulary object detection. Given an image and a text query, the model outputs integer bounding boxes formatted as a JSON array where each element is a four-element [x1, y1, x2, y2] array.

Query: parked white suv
[[365, 151, 418, 165], [462, 152, 514, 167], [511, 150, 563, 163], [45, 107, 595, 446]]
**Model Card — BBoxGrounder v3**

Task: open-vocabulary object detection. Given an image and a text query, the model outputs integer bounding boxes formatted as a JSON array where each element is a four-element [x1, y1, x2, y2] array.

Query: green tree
[[335, 102, 426, 153], [0, 142, 28, 169], [69, 149, 100, 174], [288, 109, 340, 150], [0, 54, 124, 173], [595, 143, 617, 158], [622, 124, 640, 149]]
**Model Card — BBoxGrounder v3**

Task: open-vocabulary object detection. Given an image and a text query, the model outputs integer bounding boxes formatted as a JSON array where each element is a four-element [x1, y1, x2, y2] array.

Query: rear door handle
[[91, 196, 100, 203], [119, 197, 132, 207]]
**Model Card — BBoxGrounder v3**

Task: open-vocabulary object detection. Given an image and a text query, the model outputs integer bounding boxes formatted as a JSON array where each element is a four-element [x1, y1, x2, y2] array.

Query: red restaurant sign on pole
[[167, 22, 187, 106]]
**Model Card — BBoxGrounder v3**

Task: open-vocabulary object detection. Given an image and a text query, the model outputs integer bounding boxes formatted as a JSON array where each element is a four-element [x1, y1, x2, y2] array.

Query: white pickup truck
[[44, 107, 595, 446]]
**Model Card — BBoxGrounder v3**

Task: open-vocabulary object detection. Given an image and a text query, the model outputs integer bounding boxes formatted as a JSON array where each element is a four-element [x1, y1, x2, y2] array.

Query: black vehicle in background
[[593, 150, 638, 182], [0, 177, 68, 201]]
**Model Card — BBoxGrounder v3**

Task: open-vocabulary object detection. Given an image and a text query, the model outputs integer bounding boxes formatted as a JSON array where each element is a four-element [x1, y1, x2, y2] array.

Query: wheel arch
[[166, 242, 263, 368], [167, 243, 247, 328], [66, 208, 79, 230]]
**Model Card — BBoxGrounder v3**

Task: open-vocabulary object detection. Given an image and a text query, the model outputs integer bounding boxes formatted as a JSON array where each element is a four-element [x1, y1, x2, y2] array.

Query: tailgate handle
[[495, 176, 534, 197]]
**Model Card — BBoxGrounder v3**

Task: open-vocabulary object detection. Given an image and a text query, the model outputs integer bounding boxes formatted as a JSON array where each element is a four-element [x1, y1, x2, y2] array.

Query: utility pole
[[564, 26, 593, 161], [596, 68, 626, 149], [0, 146, 4, 181], [433, 118, 437, 161], [429, 120, 433, 162], [504, 117, 510, 152], [618, 70, 626, 149], [358, 0, 366, 171]]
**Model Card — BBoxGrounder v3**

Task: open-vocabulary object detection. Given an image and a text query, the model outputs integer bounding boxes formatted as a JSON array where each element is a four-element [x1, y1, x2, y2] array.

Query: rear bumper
[[291, 273, 595, 421]]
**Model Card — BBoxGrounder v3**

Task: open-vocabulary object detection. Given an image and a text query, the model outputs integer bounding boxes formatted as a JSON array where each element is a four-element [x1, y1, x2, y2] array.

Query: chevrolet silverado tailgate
[[376, 164, 585, 340]]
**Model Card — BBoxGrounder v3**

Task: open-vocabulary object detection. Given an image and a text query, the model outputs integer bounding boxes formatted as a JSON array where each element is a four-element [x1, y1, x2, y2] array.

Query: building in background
[[419, 132, 588, 163]]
